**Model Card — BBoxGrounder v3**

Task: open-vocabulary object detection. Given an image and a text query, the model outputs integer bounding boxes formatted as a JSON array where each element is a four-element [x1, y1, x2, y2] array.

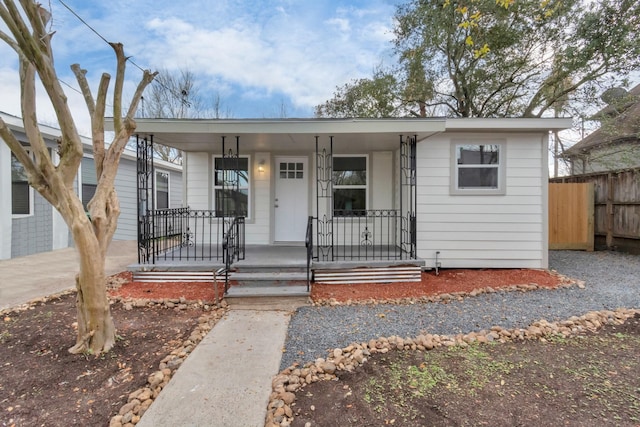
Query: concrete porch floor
[[129, 244, 423, 271]]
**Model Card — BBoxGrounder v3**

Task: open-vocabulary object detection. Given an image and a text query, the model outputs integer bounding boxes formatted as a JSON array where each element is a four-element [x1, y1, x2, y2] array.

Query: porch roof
[[116, 118, 447, 153], [106, 117, 573, 153]]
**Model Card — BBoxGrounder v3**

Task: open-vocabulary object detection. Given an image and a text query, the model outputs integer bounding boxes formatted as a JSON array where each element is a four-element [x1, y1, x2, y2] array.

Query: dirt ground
[[291, 314, 640, 427], [0, 293, 205, 427], [0, 267, 635, 426]]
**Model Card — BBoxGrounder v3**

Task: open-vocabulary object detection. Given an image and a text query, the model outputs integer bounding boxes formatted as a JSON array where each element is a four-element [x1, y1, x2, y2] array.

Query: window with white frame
[[213, 156, 249, 217], [11, 152, 32, 215], [333, 155, 367, 216], [452, 142, 505, 195], [156, 171, 170, 209], [81, 157, 97, 210]]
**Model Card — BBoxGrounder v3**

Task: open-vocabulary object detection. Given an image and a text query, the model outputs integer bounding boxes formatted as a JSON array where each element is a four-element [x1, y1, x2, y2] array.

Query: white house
[[0, 112, 183, 260], [122, 117, 571, 286]]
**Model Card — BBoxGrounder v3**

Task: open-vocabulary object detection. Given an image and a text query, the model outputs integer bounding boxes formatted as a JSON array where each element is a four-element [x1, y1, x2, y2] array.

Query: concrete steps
[[225, 262, 311, 300]]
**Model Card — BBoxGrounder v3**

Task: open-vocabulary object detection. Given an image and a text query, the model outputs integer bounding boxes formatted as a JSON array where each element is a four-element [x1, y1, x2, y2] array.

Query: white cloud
[[0, 0, 401, 121], [139, 1, 397, 112]]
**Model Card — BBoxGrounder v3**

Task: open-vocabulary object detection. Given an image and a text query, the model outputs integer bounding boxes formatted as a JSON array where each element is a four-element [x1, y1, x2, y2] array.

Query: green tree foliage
[[315, 68, 401, 118], [318, 0, 640, 118]]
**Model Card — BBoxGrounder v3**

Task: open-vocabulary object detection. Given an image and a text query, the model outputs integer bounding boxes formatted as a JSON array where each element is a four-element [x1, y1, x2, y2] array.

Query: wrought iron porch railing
[[312, 209, 415, 261], [139, 208, 243, 264], [305, 216, 313, 291], [223, 216, 246, 293]]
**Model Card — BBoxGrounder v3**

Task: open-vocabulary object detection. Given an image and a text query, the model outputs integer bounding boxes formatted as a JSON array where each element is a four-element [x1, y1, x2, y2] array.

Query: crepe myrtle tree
[[0, 1, 156, 354]]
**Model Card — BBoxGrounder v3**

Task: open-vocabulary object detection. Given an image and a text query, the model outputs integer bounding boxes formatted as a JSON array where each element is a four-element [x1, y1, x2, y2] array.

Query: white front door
[[274, 156, 308, 242]]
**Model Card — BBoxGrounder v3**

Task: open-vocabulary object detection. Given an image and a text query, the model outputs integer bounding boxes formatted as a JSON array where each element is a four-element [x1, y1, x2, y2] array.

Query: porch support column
[[399, 134, 417, 259], [315, 136, 333, 261], [136, 134, 154, 264]]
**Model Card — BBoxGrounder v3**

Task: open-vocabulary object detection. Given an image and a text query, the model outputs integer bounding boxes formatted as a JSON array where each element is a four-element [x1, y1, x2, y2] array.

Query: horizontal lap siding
[[185, 153, 210, 210], [168, 169, 183, 208], [250, 153, 270, 244], [113, 158, 137, 240], [416, 134, 546, 269]]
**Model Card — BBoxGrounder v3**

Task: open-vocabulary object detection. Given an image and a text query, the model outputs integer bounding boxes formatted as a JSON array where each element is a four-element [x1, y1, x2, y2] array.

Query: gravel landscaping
[[281, 250, 640, 370]]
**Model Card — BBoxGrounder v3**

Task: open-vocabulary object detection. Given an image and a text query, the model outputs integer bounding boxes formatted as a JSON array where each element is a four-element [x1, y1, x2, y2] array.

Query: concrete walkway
[[0, 240, 138, 311], [137, 309, 291, 427]]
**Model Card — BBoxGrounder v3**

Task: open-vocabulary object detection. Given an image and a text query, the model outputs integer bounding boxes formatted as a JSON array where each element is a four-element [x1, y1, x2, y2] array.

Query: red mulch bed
[[109, 269, 564, 303]]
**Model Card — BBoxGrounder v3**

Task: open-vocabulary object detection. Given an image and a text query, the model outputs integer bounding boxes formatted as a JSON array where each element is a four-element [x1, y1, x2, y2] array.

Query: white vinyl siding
[[416, 133, 546, 269], [112, 157, 138, 240], [185, 152, 210, 210]]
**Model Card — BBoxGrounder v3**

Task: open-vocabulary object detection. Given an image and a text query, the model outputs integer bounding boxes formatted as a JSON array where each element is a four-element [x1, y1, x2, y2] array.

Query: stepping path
[[137, 309, 291, 427]]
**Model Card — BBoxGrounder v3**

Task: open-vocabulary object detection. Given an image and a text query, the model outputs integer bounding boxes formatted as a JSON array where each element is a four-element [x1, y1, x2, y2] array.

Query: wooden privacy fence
[[548, 183, 594, 251], [551, 168, 640, 253]]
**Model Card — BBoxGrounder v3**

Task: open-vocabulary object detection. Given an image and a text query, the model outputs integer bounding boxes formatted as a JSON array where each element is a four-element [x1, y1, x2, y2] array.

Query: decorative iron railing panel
[[312, 210, 411, 261], [139, 208, 236, 263], [223, 216, 246, 293]]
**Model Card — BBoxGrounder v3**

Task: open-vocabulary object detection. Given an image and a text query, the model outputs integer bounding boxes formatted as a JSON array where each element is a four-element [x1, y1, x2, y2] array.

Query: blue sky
[[0, 0, 403, 135]]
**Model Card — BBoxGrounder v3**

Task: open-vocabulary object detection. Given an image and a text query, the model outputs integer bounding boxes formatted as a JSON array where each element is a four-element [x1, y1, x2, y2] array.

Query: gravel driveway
[[280, 250, 640, 369]]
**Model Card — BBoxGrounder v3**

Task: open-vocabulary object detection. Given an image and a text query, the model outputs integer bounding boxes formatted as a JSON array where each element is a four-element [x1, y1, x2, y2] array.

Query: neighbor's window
[[11, 152, 32, 215], [333, 155, 367, 216], [214, 156, 249, 217], [452, 142, 505, 195], [156, 171, 170, 209], [81, 157, 97, 210]]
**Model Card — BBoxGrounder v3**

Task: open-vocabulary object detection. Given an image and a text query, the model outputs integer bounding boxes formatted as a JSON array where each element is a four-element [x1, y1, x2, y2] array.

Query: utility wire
[[57, 0, 191, 112]]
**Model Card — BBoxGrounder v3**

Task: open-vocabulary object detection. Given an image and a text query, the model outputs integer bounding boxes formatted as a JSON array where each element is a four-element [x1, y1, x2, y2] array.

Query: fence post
[[606, 173, 614, 249]]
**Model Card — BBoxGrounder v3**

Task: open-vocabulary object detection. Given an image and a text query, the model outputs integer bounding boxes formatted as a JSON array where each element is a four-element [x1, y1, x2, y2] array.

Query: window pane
[[12, 182, 30, 215], [156, 172, 169, 192], [457, 145, 499, 165], [81, 157, 98, 185], [458, 168, 498, 188], [11, 153, 30, 215], [215, 189, 248, 217], [82, 184, 97, 210], [11, 154, 28, 182], [333, 156, 366, 186], [157, 191, 169, 209], [214, 157, 249, 187], [333, 188, 366, 215]]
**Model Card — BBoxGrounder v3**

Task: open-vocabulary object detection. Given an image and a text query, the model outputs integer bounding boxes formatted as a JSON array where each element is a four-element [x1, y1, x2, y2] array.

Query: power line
[[56, 0, 191, 110]]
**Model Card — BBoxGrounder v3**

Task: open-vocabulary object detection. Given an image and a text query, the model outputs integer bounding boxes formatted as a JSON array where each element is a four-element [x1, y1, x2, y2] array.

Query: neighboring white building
[[0, 112, 183, 260], [125, 117, 570, 270]]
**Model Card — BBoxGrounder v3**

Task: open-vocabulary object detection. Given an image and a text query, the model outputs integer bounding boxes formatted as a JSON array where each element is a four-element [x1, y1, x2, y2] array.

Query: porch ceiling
[[121, 118, 447, 153]]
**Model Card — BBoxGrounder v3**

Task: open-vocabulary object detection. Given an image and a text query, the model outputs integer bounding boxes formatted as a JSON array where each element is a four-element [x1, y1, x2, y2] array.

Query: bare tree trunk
[[65, 197, 117, 354], [70, 243, 116, 354]]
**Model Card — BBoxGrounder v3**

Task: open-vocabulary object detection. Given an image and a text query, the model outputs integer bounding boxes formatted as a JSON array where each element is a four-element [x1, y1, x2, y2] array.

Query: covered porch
[[131, 118, 442, 293]]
